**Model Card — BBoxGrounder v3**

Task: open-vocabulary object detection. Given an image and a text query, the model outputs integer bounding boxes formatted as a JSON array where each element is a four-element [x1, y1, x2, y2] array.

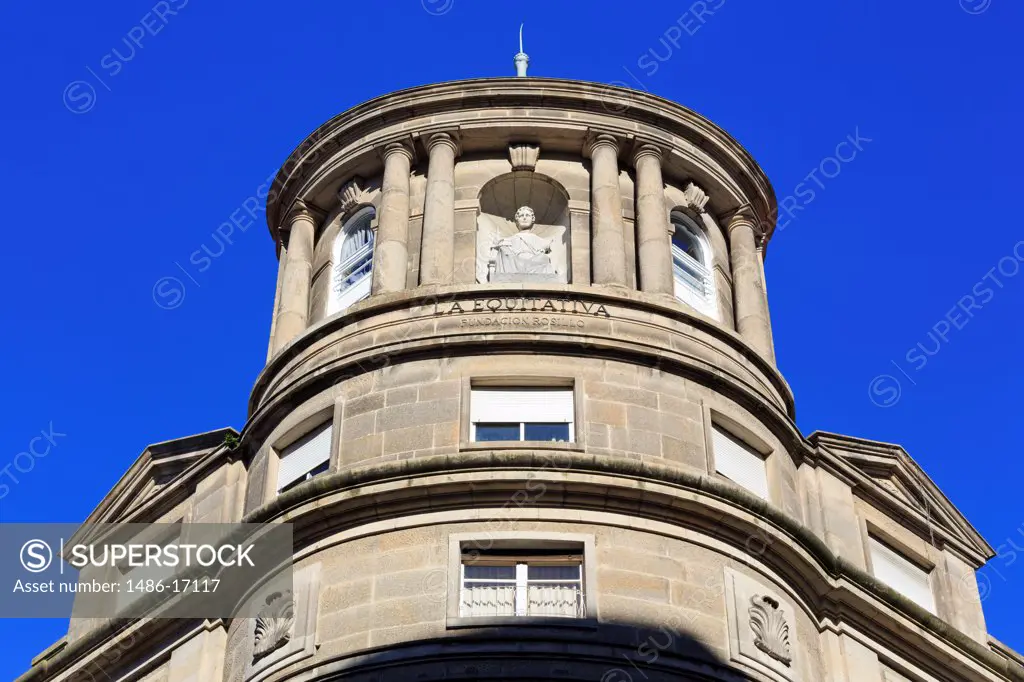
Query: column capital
[[631, 141, 666, 165], [379, 139, 416, 164], [286, 198, 323, 225], [424, 130, 461, 156], [583, 131, 621, 158], [724, 205, 759, 235]]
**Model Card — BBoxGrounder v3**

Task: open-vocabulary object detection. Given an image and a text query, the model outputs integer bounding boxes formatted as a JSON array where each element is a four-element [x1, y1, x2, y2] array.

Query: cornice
[[266, 78, 777, 245]]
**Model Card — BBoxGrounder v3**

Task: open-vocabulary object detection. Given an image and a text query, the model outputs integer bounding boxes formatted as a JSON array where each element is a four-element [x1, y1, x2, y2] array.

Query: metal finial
[[514, 24, 529, 77]]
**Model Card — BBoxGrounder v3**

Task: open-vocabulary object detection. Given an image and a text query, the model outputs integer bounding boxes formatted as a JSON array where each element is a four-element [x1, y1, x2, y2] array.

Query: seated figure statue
[[490, 206, 558, 281]]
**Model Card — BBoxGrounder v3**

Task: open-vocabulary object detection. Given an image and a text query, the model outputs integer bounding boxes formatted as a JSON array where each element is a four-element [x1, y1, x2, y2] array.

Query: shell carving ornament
[[681, 182, 710, 212], [508, 143, 540, 171], [748, 595, 792, 666], [337, 177, 367, 213], [253, 590, 295, 661]]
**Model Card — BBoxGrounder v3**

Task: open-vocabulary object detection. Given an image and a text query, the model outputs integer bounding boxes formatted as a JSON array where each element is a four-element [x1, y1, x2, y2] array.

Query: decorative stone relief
[[682, 182, 710, 213], [245, 564, 321, 682], [337, 176, 369, 213], [724, 567, 799, 681], [509, 143, 540, 171], [253, 590, 295, 661], [749, 595, 792, 666]]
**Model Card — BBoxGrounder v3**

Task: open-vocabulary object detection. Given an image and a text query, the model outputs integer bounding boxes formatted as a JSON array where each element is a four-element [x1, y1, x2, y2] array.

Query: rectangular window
[[460, 551, 584, 618], [869, 536, 935, 613], [712, 424, 769, 499], [276, 421, 333, 493], [470, 388, 574, 442]]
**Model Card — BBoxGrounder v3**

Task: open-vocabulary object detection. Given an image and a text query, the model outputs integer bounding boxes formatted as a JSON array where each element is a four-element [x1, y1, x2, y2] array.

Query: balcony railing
[[459, 584, 586, 618]]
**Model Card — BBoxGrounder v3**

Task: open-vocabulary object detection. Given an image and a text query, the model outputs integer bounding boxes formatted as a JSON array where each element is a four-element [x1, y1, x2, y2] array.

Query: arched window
[[327, 206, 375, 315], [671, 211, 717, 319]]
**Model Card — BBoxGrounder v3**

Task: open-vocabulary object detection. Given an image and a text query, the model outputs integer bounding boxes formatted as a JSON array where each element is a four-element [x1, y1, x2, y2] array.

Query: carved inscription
[[435, 297, 610, 330]]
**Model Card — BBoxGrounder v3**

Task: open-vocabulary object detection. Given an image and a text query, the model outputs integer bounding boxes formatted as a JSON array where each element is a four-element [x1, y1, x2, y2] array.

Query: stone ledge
[[250, 283, 795, 422]]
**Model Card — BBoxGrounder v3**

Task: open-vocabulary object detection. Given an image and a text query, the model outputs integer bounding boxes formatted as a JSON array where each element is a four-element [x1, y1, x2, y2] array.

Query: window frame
[[703, 405, 774, 502], [866, 533, 937, 614], [264, 412, 337, 500], [670, 210, 718, 319], [460, 554, 584, 618], [446, 532, 598, 629], [326, 205, 375, 316], [465, 380, 580, 447]]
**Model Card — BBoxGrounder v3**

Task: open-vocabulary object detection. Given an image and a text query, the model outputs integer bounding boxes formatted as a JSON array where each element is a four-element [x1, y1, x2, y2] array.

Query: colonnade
[[269, 133, 775, 364]]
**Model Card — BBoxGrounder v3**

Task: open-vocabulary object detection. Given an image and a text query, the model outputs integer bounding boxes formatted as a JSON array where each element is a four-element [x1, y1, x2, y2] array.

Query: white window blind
[[470, 389, 574, 424], [671, 213, 718, 320], [328, 207, 375, 316], [276, 421, 333, 492], [869, 537, 935, 613], [712, 424, 769, 500]]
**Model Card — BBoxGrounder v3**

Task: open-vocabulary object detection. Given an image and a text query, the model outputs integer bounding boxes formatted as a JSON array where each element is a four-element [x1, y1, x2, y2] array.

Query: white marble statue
[[492, 206, 555, 276], [476, 206, 568, 283]]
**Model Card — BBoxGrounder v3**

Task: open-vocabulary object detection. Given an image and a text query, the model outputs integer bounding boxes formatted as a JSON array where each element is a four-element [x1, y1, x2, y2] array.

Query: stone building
[[20, 76, 1024, 682]]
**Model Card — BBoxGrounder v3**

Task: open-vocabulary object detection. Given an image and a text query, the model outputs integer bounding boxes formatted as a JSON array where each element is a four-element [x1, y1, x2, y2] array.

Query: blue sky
[[1, 0, 1022, 676]]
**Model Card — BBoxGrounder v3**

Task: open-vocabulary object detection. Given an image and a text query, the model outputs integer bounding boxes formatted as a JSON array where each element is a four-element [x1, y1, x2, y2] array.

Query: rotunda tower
[[23, 77, 1019, 682]]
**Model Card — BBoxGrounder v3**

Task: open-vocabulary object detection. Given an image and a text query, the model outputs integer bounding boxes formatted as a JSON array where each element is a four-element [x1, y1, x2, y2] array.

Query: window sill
[[446, 615, 598, 630], [459, 440, 585, 452]]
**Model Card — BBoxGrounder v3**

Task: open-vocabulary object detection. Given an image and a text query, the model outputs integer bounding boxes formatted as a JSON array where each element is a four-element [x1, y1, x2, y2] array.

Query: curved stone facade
[[21, 79, 1024, 682]]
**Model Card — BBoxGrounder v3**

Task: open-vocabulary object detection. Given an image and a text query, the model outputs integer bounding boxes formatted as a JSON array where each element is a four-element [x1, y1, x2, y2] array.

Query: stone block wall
[[222, 518, 826, 681], [243, 353, 802, 522]]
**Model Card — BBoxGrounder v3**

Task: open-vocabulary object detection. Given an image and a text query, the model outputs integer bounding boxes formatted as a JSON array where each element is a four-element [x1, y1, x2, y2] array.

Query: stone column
[[756, 242, 776, 354], [727, 209, 775, 363], [270, 201, 316, 354], [587, 134, 627, 287], [372, 141, 414, 294], [266, 237, 287, 361], [633, 144, 673, 295], [419, 132, 459, 285]]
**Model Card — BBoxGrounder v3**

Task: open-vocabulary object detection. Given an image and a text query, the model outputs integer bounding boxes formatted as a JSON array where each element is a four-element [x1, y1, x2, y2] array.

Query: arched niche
[[475, 172, 571, 284], [310, 177, 382, 323]]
